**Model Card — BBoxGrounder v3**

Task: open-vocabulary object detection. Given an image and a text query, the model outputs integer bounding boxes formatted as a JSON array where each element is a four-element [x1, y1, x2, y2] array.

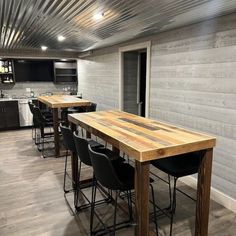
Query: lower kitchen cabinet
[[0, 101, 20, 129], [0, 102, 6, 129]]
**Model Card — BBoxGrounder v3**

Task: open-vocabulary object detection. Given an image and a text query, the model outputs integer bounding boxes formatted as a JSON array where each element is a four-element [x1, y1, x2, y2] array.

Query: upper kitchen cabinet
[[0, 59, 15, 84], [54, 60, 77, 83]]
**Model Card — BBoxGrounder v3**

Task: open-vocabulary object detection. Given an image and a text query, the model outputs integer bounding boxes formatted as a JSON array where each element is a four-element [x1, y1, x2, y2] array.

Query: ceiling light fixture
[[41, 45, 47, 51], [58, 35, 65, 41], [93, 12, 104, 21]]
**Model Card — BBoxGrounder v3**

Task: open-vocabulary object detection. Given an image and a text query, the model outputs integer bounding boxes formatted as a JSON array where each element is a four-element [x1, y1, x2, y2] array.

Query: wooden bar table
[[68, 110, 216, 236], [37, 95, 90, 157]]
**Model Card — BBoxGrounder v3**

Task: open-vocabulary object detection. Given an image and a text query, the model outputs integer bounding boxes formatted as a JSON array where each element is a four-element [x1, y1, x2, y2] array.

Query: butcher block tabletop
[[38, 95, 90, 108], [68, 110, 216, 162]]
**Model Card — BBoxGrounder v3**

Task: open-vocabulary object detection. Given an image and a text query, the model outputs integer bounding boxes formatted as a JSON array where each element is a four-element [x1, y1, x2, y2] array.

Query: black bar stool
[[73, 131, 122, 211], [60, 124, 103, 194], [60, 124, 77, 193], [88, 145, 159, 236], [151, 150, 205, 235], [32, 105, 54, 157]]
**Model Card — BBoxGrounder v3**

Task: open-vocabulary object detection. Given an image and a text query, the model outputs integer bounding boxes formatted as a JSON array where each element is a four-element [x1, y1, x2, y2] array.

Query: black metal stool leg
[[127, 190, 133, 222], [113, 190, 119, 236], [90, 176, 97, 235], [31, 126, 34, 140], [42, 136, 45, 158], [74, 160, 82, 207], [35, 127, 40, 145], [63, 150, 69, 193], [150, 184, 159, 236]]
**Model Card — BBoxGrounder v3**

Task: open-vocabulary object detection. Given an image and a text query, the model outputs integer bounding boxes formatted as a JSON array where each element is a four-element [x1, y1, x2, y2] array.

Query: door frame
[[118, 41, 151, 117]]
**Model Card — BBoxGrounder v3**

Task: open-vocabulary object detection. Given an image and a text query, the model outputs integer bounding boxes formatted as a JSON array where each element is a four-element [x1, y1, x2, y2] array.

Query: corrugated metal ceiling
[[0, 0, 236, 53]]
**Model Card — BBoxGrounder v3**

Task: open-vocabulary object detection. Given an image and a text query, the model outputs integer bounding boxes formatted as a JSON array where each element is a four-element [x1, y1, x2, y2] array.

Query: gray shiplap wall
[[78, 13, 236, 199], [78, 52, 119, 110]]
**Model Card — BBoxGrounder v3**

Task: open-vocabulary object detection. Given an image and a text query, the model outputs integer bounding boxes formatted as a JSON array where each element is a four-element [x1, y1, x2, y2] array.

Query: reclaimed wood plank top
[[68, 110, 216, 162], [38, 95, 91, 108]]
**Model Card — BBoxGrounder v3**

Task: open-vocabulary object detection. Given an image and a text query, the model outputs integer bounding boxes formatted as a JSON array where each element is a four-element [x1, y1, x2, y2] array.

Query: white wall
[[77, 13, 236, 200]]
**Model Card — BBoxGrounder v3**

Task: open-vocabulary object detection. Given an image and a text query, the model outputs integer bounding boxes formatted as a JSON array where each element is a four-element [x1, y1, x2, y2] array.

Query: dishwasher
[[18, 99, 33, 127]]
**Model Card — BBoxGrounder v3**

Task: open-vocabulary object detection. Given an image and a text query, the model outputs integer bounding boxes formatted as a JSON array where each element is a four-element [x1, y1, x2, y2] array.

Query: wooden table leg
[[86, 130, 91, 139], [52, 108, 60, 157], [135, 161, 150, 236], [195, 148, 213, 236], [112, 146, 120, 155]]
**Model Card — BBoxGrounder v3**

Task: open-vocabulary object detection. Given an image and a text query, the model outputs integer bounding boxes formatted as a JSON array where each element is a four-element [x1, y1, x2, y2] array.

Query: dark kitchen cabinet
[[54, 60, 77, 83], [0, 102, 6, 129], [0, 101, 19, 129]]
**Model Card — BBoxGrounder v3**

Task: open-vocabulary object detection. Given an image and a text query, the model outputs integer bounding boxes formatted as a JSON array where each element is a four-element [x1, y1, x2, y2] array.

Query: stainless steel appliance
[[18, 99, 33, 127]]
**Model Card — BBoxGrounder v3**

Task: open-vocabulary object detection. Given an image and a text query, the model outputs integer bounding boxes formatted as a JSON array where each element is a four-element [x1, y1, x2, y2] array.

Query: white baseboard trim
[[180, 176, 236, 213]]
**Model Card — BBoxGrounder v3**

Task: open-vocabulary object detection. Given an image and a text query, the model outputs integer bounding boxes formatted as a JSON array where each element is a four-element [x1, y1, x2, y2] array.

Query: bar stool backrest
[[28, 101, 35, 114], [28, 101, 37, 125], [32, 106, 47, 127], [88, 145, 124, 190], [73, 131, 92, 166], [60, 124, 76, 153], [86, 103, 97, 112]]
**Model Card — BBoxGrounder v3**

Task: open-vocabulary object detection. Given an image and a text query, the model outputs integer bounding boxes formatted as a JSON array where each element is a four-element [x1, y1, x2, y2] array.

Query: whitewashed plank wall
[[78, 13, 236, 199], [78, 52, 119, 110]]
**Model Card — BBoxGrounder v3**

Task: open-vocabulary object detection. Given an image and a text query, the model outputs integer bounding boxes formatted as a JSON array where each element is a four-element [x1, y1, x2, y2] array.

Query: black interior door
[[139, 52, 146, 117]]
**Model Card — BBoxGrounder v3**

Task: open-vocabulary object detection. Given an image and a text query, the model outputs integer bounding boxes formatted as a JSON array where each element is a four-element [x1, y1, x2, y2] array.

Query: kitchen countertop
[[0, 97, 37, 101], [0, 94, 79, 102]]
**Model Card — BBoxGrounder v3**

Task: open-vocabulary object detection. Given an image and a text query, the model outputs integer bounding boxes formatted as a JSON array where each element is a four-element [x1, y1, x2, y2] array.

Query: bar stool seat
[[152, 152, 202, 178]]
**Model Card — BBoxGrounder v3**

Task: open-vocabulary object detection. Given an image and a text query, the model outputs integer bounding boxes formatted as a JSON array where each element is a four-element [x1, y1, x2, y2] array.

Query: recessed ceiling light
[[41, 45, 47, 51], [58, 35, 65, 41], [93, 12, 104, 21]]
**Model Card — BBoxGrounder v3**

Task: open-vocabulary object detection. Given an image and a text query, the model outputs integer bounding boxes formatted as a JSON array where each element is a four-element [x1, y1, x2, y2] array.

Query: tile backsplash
[[0, 82, 77, 98]]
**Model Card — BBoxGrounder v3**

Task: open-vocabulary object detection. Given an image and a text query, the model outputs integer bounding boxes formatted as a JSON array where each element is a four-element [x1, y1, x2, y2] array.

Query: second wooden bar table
[[37, 95, 90, 157], [68, 110, 216, 236]]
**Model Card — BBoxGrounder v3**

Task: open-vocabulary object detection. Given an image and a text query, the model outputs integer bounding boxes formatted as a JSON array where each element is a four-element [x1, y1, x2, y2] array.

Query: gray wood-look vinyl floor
[[0, 129, 235, 236]]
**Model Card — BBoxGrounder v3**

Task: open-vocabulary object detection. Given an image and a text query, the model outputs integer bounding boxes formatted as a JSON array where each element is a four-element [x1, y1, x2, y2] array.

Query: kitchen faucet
[[0, 90, 4, 98]]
